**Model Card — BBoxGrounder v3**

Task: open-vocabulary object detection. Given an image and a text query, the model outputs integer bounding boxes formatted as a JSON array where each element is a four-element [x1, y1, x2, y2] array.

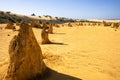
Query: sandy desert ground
[[0, 23, 120, 80]]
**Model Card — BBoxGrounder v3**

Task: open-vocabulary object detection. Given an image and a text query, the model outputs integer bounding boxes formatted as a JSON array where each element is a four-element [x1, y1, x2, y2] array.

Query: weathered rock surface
[[5, 22, 46, 80], [41, 23, 51, 44], [5, 22, 16, 30], [68, 23, 72, 27], [48, 24, 53, 34]]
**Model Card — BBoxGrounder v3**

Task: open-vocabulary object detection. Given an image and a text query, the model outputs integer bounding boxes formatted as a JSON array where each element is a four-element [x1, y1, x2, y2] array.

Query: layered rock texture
[[5, 22, 46, 80], [41, 24, 51, 44]]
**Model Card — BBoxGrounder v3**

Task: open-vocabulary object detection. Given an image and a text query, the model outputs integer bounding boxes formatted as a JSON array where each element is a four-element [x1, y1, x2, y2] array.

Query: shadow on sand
[[35, 68, 82, 80], [50, 42, 67, 45], [41, 42, 67, 45]]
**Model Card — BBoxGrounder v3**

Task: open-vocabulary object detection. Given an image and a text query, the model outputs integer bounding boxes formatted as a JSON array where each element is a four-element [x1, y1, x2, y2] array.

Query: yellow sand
[[0, 23, 120, 80]]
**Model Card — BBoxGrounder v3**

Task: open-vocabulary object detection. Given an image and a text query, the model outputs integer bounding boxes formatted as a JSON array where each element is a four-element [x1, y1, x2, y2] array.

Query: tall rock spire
[[5, 22, 46, 80]]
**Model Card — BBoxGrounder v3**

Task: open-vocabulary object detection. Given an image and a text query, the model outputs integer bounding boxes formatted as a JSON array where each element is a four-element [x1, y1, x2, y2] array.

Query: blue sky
[[0, 0, 120, 19]]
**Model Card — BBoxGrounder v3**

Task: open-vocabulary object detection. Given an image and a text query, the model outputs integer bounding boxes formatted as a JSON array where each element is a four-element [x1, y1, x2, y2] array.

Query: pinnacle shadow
[[34, 67, 82, 80], [41, 42, 68, 45]]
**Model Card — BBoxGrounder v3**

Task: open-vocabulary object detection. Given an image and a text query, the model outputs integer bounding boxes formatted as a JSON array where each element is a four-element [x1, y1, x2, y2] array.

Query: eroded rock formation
[[41, 24, 51, 44], [5, 22, 16, 30], [68, 23, 72, 27], [48, 24, 53, 34], [30, 21, 42, 28], [5, 22, 46, 80], [111, 23, 119, 31]]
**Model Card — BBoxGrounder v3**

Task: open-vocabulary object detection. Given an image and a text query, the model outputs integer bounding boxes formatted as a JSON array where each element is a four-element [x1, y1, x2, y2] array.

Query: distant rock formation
[[111, 23, 120, 31], [30, 21, 42, 28], [55, 24, 60, 28], [102, 21, 112, 27], [48, 24, 53, 34], [5, 22, 16, 30], [41, 23, 51, 44], [68, 23, 72, 27], [5, 22, 46, 80]]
